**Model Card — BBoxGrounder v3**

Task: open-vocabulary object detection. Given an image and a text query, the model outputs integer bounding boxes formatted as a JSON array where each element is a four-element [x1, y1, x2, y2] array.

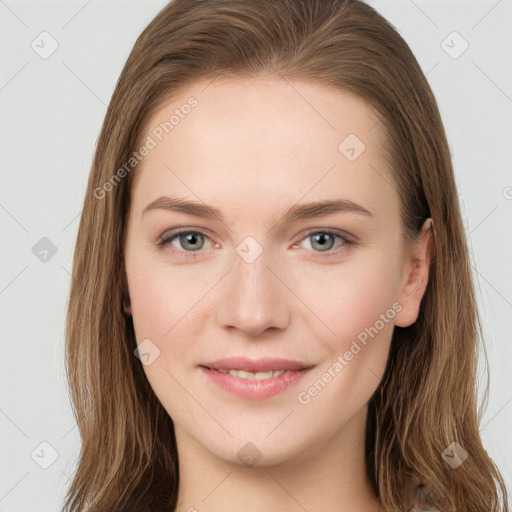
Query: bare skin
[[124, 77, 432, 512]]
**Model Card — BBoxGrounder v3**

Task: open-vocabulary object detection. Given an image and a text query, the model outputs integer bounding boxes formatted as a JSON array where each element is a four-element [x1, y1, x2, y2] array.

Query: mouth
[[198, 357, 315, 400], [200, 356, 314, 373]]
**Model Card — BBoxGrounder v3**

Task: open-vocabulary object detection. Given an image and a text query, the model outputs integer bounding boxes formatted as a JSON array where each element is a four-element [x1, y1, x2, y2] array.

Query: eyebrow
[[141, 195, 373, 225]]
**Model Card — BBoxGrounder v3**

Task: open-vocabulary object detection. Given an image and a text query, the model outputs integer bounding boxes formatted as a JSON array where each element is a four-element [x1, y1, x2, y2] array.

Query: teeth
[[217, 369, 286, 380]]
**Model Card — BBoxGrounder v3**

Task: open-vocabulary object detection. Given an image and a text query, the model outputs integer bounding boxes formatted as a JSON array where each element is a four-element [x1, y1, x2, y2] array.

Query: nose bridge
[[215, 239, 290, 337]]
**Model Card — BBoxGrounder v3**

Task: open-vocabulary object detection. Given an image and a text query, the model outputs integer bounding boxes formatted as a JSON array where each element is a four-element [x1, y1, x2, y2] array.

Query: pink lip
[[199, 357, 314, 400]]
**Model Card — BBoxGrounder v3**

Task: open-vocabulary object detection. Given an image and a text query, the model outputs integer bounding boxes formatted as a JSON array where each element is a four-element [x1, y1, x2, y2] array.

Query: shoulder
[[411, 485, 442, 512]]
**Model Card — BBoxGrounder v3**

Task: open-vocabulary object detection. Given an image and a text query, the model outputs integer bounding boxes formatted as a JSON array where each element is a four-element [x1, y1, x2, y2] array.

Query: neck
[[174, 406, 383, 512]]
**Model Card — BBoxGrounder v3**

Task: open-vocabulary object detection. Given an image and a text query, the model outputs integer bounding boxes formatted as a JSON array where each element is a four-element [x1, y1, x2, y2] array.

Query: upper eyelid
[[159, 227, 213, 242]]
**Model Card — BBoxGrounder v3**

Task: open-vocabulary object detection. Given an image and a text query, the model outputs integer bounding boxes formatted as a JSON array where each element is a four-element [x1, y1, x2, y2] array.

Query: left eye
[[298, 231, 347, 252], [157, 229, 350, 258]]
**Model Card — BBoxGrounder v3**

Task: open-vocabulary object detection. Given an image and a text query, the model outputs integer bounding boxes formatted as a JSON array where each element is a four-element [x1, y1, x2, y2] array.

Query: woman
[[63, 0, 509, 510]]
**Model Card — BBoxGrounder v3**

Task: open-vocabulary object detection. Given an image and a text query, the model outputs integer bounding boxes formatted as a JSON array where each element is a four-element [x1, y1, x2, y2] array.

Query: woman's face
[[124, 77, 430, 467]]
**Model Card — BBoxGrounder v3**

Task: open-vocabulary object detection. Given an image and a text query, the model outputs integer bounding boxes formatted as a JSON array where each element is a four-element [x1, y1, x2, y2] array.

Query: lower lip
[[199, 366, 313, 400]]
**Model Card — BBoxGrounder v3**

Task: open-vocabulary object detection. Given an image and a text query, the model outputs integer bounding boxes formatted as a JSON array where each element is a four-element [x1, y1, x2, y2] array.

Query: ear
[[394, 218, 434, 328], [123, 295, 132, 316]]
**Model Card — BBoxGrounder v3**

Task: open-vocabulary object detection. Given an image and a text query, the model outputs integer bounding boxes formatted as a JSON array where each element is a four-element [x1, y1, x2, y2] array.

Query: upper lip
[[200, 357, 314, 372]]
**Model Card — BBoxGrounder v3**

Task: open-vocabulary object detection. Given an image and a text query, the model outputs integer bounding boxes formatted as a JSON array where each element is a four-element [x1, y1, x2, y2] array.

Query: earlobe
[[395, 218, 434, 328]]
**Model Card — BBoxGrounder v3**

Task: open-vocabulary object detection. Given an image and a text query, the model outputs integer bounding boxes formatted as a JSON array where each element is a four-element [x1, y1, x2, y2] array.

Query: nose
[[215, 248, 290, 338]]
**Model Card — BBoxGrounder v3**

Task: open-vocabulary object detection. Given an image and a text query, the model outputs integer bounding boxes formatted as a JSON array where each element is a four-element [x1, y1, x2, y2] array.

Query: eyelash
[[157, 228, 354, 261]]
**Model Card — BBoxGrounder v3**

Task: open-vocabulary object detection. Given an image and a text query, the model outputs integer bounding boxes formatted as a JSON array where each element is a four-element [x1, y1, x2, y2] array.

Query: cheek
[[126, 255, 215, 369], [128, 269, 174, 339], [295, 251, 401, 344], [294, 265, 398, 417], [126, 261, 204, 413], [291, 250, 400, 405], [125, 253, 186, 347]]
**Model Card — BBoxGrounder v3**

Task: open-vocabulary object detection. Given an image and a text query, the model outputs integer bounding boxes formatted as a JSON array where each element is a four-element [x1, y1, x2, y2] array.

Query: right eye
[[158, 228, 214, 256]]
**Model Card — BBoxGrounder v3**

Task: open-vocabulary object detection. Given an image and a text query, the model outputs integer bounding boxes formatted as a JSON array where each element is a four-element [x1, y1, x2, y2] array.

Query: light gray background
[[1, 1, 511, 510]]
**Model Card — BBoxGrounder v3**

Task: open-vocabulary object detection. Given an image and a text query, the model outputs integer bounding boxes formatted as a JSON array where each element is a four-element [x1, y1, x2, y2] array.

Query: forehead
[[129, 77, 396, 224]]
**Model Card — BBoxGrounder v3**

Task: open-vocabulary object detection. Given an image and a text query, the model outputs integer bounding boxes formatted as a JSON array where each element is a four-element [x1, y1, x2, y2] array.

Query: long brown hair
[[63, 1, 508, 510]]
